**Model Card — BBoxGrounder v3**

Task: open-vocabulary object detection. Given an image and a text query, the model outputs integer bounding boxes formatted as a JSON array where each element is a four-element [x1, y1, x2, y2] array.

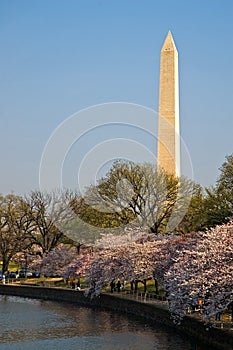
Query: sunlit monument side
[[157, 31, 180, 176]]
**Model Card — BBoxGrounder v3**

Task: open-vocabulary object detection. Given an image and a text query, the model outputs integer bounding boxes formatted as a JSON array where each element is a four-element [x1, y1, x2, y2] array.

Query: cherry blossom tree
[[85, 246, 132, 297], [152, 233, 197, 282], [63, 253, 93, 279], [164, 222, 233, 323], [85, 224, 232, 325], [18, 219, 231, 327], [12, 245, 43, 271], [85, 230, 161, 298], [95, 227, 151, 249], [37, 244, 77, 277]]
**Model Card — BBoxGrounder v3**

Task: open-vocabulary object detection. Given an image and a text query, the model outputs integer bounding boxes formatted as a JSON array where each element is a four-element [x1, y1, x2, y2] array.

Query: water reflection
[[0, 295, 213, 350]]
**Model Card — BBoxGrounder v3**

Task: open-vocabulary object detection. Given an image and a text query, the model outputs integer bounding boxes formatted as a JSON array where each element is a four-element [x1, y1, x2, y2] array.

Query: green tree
[[217, 154, 233, 212], [204, 154, 233, 228], [177, 184, 206, 233], [203, 186, 230, 228], [84, 161, 194, 234], [0, 195, 31, 273]]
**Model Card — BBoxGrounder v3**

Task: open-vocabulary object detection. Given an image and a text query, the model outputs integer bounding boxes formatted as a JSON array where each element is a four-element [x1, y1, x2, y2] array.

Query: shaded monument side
[[157, 31, 180, 176]]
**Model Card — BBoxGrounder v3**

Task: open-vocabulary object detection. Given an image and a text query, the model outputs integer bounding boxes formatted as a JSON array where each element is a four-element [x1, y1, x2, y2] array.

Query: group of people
[[110, 279, 126, 293], [68, 278, 81, 290]]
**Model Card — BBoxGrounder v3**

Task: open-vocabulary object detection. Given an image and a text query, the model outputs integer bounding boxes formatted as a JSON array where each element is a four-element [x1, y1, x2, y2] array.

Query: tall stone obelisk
[[157, 31, 180, 176]]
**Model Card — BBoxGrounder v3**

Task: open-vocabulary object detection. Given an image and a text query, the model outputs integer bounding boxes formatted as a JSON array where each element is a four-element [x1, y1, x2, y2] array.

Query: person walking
[[110, 280, 115, 293], [117, 280, 121, 293]]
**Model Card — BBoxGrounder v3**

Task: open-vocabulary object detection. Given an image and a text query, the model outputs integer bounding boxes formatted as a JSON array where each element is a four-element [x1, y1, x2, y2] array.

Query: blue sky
[[1, 0, 233, 195]]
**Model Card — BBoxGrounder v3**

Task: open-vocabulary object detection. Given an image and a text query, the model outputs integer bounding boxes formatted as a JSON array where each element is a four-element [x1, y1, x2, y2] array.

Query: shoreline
[[0, 284, 232, 350]]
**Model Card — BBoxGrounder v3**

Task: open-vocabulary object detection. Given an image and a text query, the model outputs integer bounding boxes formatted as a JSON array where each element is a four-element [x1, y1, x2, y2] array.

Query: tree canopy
[[84, 161, 194, 234]]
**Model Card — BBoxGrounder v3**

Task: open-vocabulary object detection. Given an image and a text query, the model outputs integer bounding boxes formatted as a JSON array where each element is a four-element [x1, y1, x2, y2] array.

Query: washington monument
[[157, 31, 180, 176]]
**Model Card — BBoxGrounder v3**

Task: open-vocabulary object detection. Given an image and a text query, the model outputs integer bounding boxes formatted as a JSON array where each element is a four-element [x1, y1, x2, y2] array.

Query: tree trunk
[[76, 243, 82, 255], [143, 279, 147, 293], [154, 279, 158, 295], [150, 224, 159, 234], [2, 257, 10, 275], [130, 281, 134, 291]]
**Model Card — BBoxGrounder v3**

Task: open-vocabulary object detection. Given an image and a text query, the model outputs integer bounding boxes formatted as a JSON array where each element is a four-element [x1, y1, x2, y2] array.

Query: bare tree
[[26, 190, 76, 256]]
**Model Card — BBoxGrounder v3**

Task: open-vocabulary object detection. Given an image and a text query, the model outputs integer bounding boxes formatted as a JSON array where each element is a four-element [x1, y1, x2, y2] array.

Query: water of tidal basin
[[0, 295, 213, 350]]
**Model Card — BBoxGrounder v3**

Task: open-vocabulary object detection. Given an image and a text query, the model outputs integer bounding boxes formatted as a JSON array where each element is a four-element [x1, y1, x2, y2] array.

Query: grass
[[3, 264, 165, 296], [104, 279, 166, 296], [0, 261, 20, 272]]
